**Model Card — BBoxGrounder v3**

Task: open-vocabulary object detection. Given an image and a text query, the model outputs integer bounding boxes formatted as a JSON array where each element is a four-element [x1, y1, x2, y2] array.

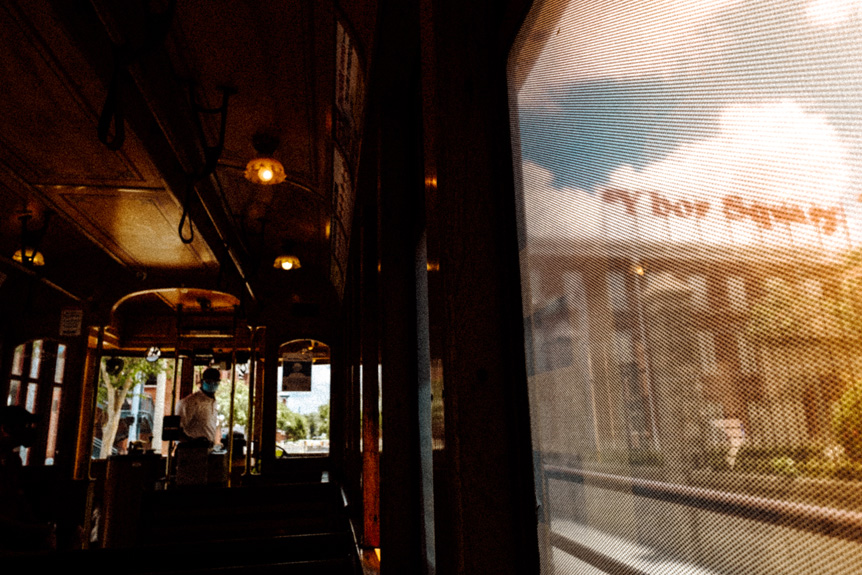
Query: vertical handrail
[[244, 326, 258, 475], [226, 306, 239, 485], [165, 304, 183, 481], [85, 325, 105, 482]]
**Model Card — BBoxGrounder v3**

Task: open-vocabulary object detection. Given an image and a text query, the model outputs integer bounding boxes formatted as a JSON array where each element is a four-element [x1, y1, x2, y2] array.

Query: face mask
[[202, 381, 219, 394]]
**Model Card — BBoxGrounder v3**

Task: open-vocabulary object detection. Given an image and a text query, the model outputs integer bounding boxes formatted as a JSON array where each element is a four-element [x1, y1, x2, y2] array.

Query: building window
[[696, 331, 718, 374], [736, 334, 757, 375], [607, 270, 628, 310], [726, 276, 747, 310], [688, 275, 709, 310]]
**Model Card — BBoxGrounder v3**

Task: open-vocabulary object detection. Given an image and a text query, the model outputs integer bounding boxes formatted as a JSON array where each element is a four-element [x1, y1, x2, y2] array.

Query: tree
[[316, 404, 330, 438], [833, 378, 862, 461], [98, 357, 169, 458], [276, 401, 308, 441], [215, 379, 249, 430]]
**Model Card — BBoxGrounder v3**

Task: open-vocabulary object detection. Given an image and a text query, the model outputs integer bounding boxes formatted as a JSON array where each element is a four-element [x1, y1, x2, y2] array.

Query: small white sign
[[59, 308, 83, 337]]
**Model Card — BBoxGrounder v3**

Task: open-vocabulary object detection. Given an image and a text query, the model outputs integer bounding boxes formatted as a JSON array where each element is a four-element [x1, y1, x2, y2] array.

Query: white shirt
[[178, 390, 220, 444]]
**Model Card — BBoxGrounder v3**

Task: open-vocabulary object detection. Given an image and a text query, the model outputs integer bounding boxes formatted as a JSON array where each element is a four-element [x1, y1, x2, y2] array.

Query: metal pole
[[165, 304, 183, 481], [85, 325, 105, 482], [226, 306, 239, 485], [244, 326, 258, 474]]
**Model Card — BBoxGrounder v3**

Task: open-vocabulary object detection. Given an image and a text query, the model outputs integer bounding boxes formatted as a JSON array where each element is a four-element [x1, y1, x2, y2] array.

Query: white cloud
[[806, 0, 862, 26], [604, 100, 856, 250], [521, 101, 859, 254], [522, 161, 604, 240]]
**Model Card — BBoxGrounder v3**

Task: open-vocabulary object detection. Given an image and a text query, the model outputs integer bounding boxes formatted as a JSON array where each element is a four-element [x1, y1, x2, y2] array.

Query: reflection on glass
[[511, 0, 862, 573]]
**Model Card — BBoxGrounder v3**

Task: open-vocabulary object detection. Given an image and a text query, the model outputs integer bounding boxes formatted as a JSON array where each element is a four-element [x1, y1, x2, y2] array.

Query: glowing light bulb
[[281, 260, 294, 270], [259, 167, 273, 182]]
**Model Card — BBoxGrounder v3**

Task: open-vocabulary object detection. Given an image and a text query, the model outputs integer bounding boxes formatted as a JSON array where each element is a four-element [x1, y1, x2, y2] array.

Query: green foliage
[[746, 272, 862, 342], [832, 378, 862, 461], [769, 456, 800, 478], [98, 357, 169, 405], [215, 380, 249, 428], [97, 357, 171, 458], [306, 404, 330, 439], [276, 402, 307, 441]]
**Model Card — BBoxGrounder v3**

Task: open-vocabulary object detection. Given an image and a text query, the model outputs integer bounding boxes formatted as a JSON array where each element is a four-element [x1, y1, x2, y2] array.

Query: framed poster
[[282, 355, 312, 392]]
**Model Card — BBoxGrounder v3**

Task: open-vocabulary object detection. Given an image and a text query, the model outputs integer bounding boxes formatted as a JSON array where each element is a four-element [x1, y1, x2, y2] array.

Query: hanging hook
[[96, 0, 177, 151], [178, 178, 195, 244], [177, 84, 235, 245]]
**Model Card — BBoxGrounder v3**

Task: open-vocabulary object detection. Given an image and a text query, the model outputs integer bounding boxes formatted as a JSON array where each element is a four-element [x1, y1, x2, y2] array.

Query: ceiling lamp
[[273, 240, 301, 270], [245, 133, 286, 185], [146, 346, 162, 363], [13, 247, 45, 267], [273, 254, 301, 271], [13, 212, 51, 268]]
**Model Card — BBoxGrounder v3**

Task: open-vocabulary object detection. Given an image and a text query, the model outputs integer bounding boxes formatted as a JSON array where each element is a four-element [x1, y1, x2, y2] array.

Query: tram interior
[[0, 0, 390, 572], [5, 1, 862, 574]]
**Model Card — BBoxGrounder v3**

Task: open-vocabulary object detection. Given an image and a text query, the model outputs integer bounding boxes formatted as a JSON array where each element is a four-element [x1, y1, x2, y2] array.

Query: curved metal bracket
[[178, 85, 236, 245], [96, 0, 178, 151]]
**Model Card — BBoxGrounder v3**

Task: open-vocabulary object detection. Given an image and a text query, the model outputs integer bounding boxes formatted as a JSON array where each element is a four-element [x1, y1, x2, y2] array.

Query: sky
[[513, 0, 862, 255]]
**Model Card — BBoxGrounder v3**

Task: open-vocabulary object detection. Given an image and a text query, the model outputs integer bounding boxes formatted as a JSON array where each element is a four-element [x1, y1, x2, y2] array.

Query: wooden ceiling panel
[[169, 0, 317, 186], [0, 3, 163, 188], [41, 186, 216, 270]]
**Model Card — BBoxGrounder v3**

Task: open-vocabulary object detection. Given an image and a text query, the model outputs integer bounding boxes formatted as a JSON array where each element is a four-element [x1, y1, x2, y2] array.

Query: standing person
[[178, 367, 222, 448]]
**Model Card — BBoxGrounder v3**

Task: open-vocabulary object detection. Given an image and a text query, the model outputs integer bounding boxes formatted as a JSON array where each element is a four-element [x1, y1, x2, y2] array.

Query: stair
[[6, 481, 359, 575]]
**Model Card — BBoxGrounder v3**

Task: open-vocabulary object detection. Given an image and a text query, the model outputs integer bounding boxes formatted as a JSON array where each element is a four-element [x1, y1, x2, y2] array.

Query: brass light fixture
[[13, 212, 50, 268], [245, 133, 286, 185], [13, 247, 45, 267], [273, 240, 301, 270], [273, 254, 301, 271]]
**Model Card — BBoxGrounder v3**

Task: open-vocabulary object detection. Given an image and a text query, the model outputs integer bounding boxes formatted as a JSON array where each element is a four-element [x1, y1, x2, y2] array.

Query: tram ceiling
[[0, 0, 376, 307]]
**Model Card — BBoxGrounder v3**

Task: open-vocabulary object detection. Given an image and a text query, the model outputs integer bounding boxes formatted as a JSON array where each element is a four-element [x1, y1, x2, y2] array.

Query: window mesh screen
[[509, 1, 862, 573]]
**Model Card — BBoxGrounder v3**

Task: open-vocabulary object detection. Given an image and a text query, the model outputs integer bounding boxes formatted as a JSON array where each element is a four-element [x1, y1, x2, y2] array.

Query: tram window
[[54, 344, 66, 384], [6, 339, 62, 466], [275, 341, 331, 456], [726, 276, 747, 311], [11, 344, 24, 376], [28, 339, 41, 380], [6, 380, 20, 406], [44, 344, 67, 465], [24, 382, 37, 412], [45, 387, 62, 464], [510, 0, 862, 573], [91, 356, 174, 459]]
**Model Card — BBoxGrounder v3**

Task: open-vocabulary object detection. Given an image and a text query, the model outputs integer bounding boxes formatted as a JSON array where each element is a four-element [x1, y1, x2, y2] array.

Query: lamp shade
[[13, 247, 44, 266], [245, 157, 286, 185], [273, 254, 301, 270]]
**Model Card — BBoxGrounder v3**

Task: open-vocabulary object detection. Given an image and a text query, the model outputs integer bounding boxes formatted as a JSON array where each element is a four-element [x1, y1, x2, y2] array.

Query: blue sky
[[515, 0, 862, 198]]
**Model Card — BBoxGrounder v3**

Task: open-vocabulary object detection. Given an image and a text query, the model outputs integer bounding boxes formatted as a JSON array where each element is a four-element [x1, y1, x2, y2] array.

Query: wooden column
[[361, 158, 381, 547], [377, 0, 436, 572], [426, 0, 539, 573]]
